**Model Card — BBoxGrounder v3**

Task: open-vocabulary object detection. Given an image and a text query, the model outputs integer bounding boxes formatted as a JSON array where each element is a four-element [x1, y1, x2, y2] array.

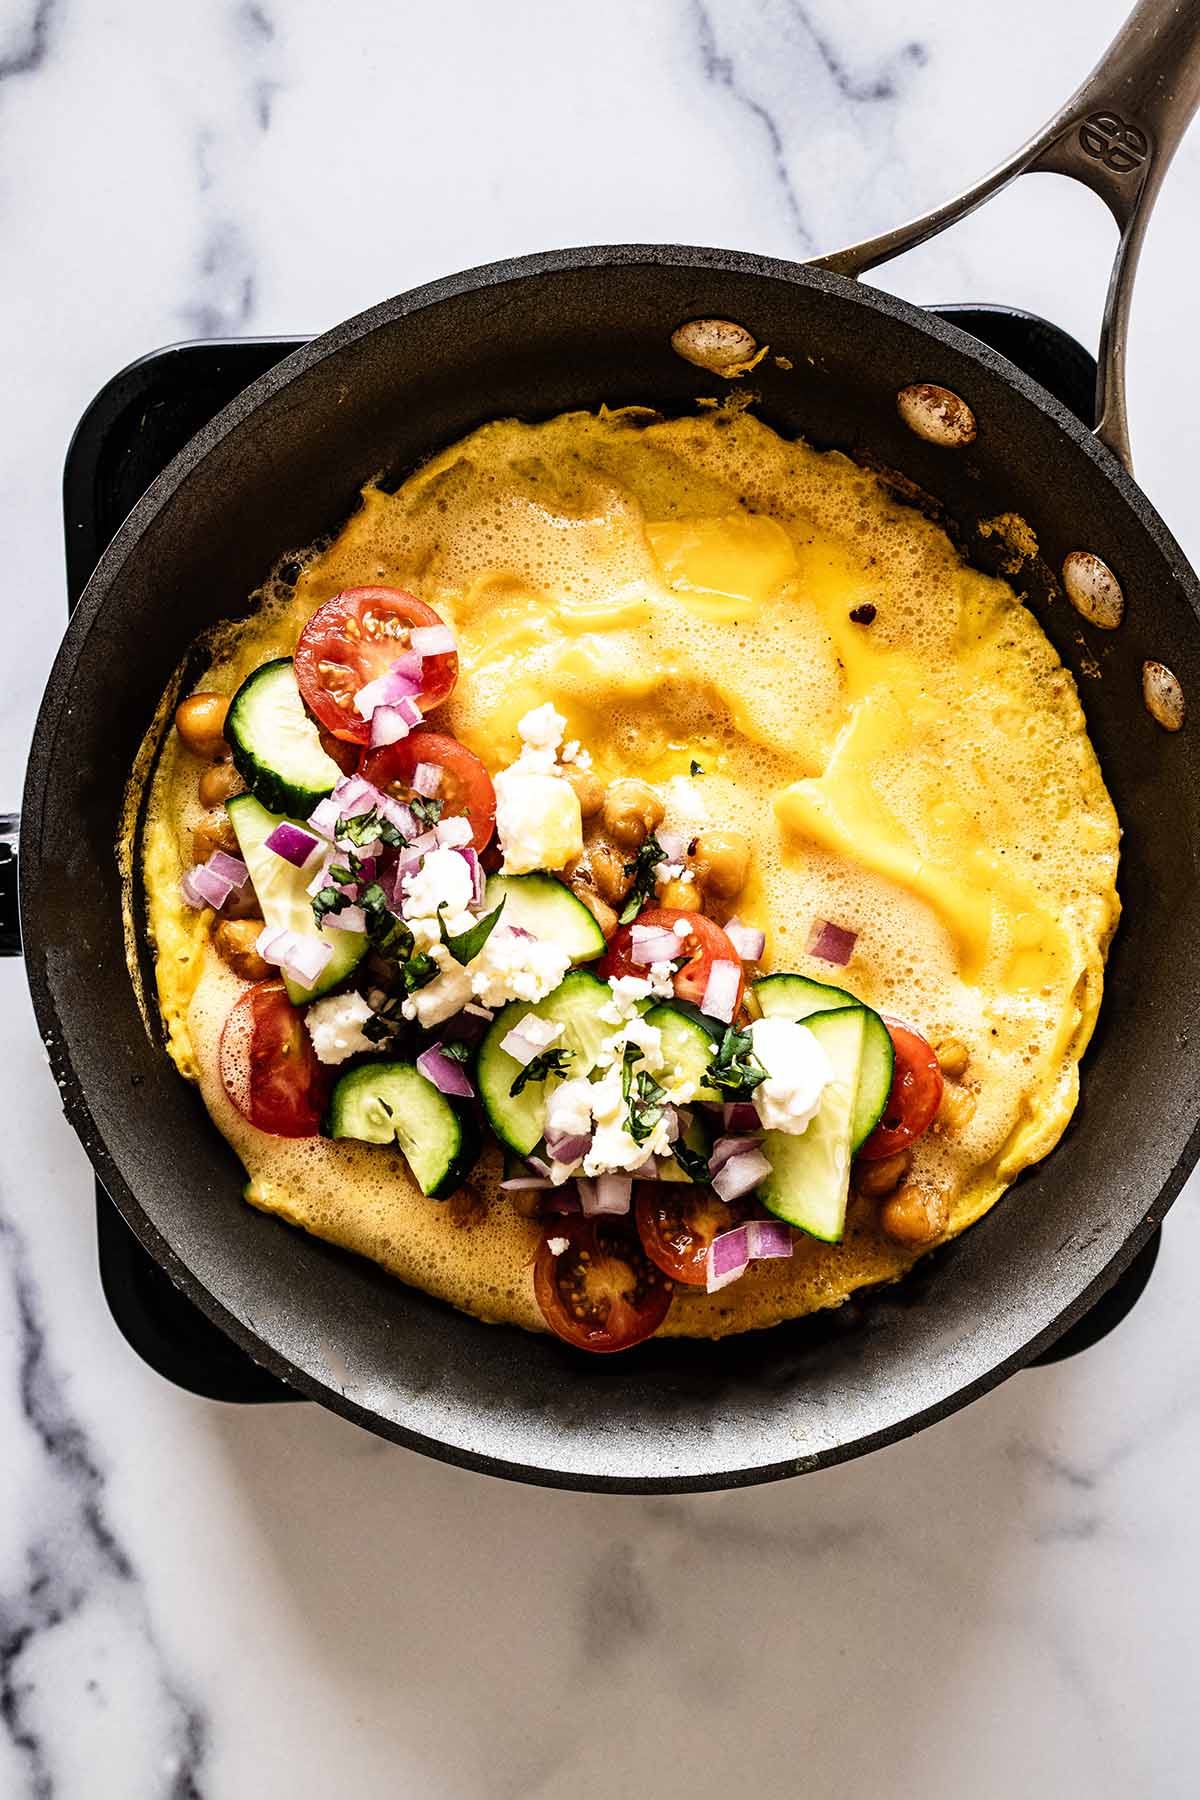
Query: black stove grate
[[65, 313, 1159, 1402]]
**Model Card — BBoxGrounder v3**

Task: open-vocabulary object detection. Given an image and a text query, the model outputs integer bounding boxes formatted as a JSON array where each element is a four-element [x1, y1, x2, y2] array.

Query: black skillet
[[11, 1, 1200, 1490]]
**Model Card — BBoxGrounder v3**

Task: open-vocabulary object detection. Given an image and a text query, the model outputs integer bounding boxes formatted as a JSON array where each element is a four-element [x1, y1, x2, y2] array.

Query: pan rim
[[20, 242, 1200, 1489]]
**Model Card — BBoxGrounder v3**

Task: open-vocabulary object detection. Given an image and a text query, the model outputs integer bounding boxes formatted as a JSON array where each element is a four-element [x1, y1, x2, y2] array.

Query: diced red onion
[[709, 1133, 764, 1175], [410, 624, 456, 657], [500, 1016, 561, 1066], [633, 1154, 661, 1179], [499, 1174, 556, 1191], [306, 797, 342, 840], [329, 775, 379, 817], [412, 761, 442, 797], [724, 917, 765, 962], [416, 1043, 475, 1099], [354, 661, 423, 720], [181, 863, 234, 909], [255, 926, 333, 989], [712, 1147, 771, 1203], [265, 823, 319, 868], [434, 816, 474, 848], [656, 829, 688, 861], [324, 775, 416, 841], [462, 847, 485, 907], [808, 917, 858, 967], [547, 1131, 591, 1165], [207, 851, 248, 889], [700, 958, 741, 1024], [706, 1225, 751, 1291], [630, 924, 682, 966], [578, 1175, 632, 1216], [745, 1219, 793, 1260], [369, 703, 413, 748], [324, 904, 366, 933], [463, 1002, 494, 1020], [661, 1104, 680, 1144], [723, 1101, 761, 1134], [527, 1155, 554, 1179]]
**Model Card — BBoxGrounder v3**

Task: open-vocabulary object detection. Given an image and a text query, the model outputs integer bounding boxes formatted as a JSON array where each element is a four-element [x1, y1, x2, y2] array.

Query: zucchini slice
[[226, 658, 343, 817], [227, 793, 367, 1004], [326, 1060, 480, 1198]]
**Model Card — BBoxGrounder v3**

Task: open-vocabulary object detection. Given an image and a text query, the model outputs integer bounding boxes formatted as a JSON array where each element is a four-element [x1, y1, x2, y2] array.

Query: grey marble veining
[[3, 0, 1200, 1794]]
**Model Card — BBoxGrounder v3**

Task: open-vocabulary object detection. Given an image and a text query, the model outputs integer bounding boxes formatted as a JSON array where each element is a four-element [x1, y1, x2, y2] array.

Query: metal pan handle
[[811, 0, 1200, 473]]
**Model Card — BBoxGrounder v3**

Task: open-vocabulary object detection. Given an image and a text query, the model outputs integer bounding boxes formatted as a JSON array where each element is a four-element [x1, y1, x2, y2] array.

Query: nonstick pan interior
[[21, 247, 1200, 1489]]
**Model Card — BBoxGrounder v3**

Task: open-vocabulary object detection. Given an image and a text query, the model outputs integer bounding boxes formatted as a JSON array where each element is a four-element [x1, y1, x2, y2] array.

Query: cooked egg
[[135, 406, 1120, 1339]]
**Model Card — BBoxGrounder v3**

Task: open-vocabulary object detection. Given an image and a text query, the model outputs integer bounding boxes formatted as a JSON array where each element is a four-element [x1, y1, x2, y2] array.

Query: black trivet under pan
[[66, 312, 1160, 1402]]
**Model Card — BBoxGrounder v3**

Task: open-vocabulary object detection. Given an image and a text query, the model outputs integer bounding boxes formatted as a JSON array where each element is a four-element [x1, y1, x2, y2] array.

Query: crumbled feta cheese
[[598, 973, 654, 1026], [582, 1066, 676, 1176], [494, 767, 583, 873], [434, 814, 474, 849], [647, 961, 677, 996], [678, 869, 695, 886], [545, 1076, 594, 1140], [672, 918, 692, 938], [469, 923, 571, 1008], [748, 1016, 833, 1134], [510, 1014, 564, 1056], [401, 962, 474, 1027], [597, 1012, 663, 1075], [517, 702, 567, 762], [401, 846, 474, 921], [546, 1235, 570, 1257], [655, 862, 684, 888], [305, 991, 376, 1065]]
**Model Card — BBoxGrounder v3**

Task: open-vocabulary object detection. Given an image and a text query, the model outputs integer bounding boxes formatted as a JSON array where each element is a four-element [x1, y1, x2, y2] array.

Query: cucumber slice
[[759, 1006, 865, 1242], [643, 1001, 722, 1104], [226, 659, 343, 817], [483, 873, 605, 965], [753, 972, 857, 1019], [752, 972, 894, 1150], [478, 968, 611, 1155], [326, 1060, 480, 1198], [227, 793, 367, 1004]]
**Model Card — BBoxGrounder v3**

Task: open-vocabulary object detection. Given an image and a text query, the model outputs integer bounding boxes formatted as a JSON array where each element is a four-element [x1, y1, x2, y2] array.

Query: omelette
[[133, 406, 1121, 1342]]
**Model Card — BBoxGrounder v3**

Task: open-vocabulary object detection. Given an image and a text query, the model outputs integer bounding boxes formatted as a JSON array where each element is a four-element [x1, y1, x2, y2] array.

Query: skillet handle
[[0, 813, 18, 957], [811, 0, 1200, 473]]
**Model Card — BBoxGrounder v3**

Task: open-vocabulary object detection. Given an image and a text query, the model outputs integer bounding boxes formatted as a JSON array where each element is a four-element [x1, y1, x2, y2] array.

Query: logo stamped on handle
[[1079, 112, 1148, 174]]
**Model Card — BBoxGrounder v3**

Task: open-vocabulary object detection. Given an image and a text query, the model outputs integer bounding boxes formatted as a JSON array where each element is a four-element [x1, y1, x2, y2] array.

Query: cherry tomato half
[[219, 979, 332, 1138], [533, 1218, 673, 1353], [635, 1182, 752, 1287], [294, 587, 458, 744], [856, 1019, 944, 1160], [360, 730, 496, 853], [600, 908, 745, 1015]]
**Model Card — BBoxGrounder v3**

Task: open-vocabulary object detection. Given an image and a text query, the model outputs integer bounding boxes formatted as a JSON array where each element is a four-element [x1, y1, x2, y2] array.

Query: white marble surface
[[3, 1, 1200, 1794]]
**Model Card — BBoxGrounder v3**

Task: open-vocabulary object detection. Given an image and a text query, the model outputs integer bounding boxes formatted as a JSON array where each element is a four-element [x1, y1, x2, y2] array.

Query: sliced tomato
[[533, 1218, 673, 1353], [635, 1183, 752, 1287], [219, 979, 332, 1138], [294, 587, 458, 744], [360, 730, 496, 853], [857, 1019, 944, 1160], [599, 908, 745, 1014]]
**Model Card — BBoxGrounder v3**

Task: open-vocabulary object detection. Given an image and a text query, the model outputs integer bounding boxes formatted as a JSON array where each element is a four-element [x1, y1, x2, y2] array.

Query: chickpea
[[570, 878, 619, 940], [193, 813, 239, 862], [589, 841, 634, 906], [198, 756, 244, 809], [212, 917, 269, 981], [935, 1037, 970, 1081], [659, 877, 697, 911], [880, 1181, 949, 1247], [175, 692, 229, 758], [853, 1148, 912, 1200], [935, 1085, 977, 1134], [692, 829, 752, 900], [602, 779, 664, 851], [561, 766, 605, 819]]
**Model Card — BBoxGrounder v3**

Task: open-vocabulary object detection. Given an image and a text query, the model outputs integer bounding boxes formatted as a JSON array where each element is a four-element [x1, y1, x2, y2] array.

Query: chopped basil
[[689, 759, 704, 776], [618, 832, 667, 926], [509, 1047, 571, 1097], [411, 795, 444, 829], [621, 1040, 669, 1143], [670, 1138, 711, 1182], [706, 1024, 767, 1098], [438, 896, 506, 966], [312, 885, 351, 926], [398, 952, 439, 995], [440, 1040, 471, 1065]]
